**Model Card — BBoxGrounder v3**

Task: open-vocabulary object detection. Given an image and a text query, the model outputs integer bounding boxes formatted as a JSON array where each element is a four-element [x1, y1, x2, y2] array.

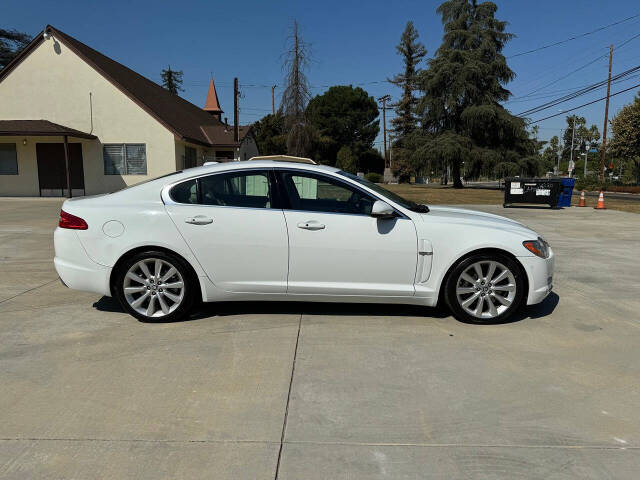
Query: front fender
[[414, 222, 536, 304]]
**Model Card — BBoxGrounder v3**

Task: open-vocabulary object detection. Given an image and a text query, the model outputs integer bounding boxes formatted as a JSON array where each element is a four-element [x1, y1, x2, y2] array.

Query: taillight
[[59, 210, 88, 230]]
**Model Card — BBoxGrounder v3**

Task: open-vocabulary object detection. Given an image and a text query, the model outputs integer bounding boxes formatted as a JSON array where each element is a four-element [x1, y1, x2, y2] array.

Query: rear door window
[[169, 170, 273, 208], [200, 171, 271, 208]]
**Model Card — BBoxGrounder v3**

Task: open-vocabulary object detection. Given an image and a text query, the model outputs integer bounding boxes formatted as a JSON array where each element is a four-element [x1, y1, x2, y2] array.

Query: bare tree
[[280, 20, 312, 156], [160, 65, 184, 94]]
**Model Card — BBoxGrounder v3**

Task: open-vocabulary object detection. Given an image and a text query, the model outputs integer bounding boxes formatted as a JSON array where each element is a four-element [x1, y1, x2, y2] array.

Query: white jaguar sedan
[[54, 159, 553, 324]]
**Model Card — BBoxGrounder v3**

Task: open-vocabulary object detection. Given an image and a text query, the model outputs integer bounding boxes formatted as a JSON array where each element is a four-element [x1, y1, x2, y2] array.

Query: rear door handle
[[185, 215, 213, 225], [297, 220, 325, 231]]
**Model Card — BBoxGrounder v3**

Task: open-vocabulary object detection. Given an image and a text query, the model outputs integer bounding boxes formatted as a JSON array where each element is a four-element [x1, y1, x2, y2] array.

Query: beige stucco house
[[0, 25, 258, 197]]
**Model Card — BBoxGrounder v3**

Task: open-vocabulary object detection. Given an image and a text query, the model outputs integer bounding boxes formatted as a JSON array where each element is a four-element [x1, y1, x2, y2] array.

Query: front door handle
[[297, 220, 325, 231], [185, 215, 213, 225]]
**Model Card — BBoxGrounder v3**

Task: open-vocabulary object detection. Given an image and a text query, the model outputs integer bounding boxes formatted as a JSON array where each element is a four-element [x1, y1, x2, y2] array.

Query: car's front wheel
[[444, 253, 526, 324], [114, 251, 197, 322]]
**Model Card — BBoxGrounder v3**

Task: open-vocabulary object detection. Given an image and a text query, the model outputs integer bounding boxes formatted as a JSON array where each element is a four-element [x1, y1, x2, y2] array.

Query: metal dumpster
[[503, 178, 562, 208]]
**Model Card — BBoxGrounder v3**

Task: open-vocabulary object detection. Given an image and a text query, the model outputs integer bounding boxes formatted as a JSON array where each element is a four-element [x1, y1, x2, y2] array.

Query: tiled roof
[[201, 124, 251, 146]]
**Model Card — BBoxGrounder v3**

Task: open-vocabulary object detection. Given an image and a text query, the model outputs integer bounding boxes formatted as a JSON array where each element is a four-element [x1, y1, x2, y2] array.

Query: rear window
[[169, 179, 198, 204]]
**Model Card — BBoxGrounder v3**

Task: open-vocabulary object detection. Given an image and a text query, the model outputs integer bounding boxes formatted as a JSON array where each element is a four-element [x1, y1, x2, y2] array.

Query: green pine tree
[[415, 0, 532, 187], [389, 22, 427, 179], [389, 22, 426, 139], [0, 28, 31, 70]]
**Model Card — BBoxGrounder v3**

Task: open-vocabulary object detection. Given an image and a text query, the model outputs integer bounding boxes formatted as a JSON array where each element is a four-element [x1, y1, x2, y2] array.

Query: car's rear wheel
[[114, 251, 197, 322], [444, 253, 525, 324]]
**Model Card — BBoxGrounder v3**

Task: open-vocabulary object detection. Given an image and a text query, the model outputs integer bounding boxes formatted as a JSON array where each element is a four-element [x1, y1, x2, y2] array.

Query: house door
[[36, 143, 85, 197]]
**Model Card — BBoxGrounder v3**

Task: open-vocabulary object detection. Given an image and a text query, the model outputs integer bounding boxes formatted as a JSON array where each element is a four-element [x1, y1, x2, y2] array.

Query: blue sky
[[4, 0, 640, 148]]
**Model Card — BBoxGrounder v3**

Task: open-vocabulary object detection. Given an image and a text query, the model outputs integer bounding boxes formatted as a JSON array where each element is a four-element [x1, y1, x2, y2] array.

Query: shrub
[[335, 146, 357, 173], [574, 177, 640, 193], [365, 172, 383, 183]]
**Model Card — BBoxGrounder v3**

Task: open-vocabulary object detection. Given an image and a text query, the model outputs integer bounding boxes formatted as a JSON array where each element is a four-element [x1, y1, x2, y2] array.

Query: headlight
[[523, 237, 550, 258]]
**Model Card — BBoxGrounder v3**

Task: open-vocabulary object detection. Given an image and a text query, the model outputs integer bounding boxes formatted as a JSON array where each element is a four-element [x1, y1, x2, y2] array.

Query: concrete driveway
[[1, 198, 639, 479]]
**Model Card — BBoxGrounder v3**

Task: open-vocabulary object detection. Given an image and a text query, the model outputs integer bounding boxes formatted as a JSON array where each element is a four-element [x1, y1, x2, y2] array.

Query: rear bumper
[[518, 251, 554, 305], [54, 227, 112, 297]]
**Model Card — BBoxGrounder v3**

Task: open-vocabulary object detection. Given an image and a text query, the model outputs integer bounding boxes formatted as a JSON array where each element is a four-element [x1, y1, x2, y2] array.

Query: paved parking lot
[[1, 197, 639, 479]]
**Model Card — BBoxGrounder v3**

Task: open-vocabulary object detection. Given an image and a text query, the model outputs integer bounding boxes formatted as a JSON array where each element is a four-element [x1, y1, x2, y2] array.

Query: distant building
[[0, 25, 258, 197]]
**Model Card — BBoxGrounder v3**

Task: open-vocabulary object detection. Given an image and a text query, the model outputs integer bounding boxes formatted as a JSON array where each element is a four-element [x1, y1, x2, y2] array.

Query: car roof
[[179, 160, 340, 177], [111, 160, 343, 201]]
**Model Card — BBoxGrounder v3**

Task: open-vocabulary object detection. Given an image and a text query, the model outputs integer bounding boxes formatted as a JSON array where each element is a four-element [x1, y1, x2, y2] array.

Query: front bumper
[[54, 227, 112, 297], [518, 250, 554, 305]]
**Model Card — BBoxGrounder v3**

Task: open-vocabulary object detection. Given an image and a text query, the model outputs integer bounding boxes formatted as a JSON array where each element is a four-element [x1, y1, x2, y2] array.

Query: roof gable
[[0, 25, 235, 147]]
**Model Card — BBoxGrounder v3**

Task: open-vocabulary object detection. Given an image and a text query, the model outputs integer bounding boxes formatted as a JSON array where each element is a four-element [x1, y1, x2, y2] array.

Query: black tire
[[114, 250, 197, 322], [444, 252, 526, 324]]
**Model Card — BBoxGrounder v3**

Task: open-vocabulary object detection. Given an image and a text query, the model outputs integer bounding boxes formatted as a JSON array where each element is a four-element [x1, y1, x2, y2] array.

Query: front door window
[[279, 171, 374, 215]]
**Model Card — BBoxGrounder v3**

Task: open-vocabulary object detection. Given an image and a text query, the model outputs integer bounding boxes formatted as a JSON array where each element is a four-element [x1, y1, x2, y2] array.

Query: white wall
[[239, 136, 259, 161], [0, 137, 40, 196], [0, 34, 176, 195]]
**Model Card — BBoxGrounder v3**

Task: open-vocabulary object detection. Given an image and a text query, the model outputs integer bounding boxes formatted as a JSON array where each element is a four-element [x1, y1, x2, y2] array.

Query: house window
[[103, 144, 147, 175], [0, 144, 18, 175], [184, 146, 197, 169]]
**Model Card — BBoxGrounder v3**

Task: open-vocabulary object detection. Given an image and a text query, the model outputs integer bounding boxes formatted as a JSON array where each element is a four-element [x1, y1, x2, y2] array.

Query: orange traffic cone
[[578, 190, 586, 207], [594, 190, 606, 210]]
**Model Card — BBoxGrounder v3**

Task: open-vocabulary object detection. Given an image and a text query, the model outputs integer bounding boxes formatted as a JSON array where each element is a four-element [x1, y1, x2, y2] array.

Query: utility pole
[[378, 95, 391, 167], [233, 77, 239, 145], [584, 150, 588, 178], [600, 44, 613, 181], [271, 85, 277, 115], [569, 116, 576, 177]]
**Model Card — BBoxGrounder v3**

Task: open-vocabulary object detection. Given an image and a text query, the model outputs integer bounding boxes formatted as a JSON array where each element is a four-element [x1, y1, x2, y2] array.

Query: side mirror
[[371, 200, 395, 219]]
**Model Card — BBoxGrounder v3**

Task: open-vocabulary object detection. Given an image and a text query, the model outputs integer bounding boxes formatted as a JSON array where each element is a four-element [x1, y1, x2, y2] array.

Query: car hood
[[419, 205, 538, 237]]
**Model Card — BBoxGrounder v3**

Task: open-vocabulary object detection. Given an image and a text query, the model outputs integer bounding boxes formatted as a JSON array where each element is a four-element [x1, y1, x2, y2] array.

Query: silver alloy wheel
[[455, 260, 517, 320], [123, 258, 185, 318]]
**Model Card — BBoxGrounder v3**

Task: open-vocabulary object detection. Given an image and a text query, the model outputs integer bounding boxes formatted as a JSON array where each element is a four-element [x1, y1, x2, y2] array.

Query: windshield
[[337, 171, 429, 212]]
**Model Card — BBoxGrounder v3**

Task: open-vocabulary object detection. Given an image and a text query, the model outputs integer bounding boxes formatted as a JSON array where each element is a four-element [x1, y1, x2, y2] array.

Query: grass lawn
[[382, 184, 640, 214]]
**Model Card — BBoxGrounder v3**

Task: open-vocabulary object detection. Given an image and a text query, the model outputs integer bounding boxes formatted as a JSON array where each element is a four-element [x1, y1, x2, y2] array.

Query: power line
[[507, 13, 640, 59], [517, 53, 608, 99], [509, 19, 639, 93], [509, 74, 633, 101], [514, 29, 640, 100], [517, 65, 640, 116], [527, 81, 640, 124], [616, 31, 640, 50], [507, 72, 640, 104]]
